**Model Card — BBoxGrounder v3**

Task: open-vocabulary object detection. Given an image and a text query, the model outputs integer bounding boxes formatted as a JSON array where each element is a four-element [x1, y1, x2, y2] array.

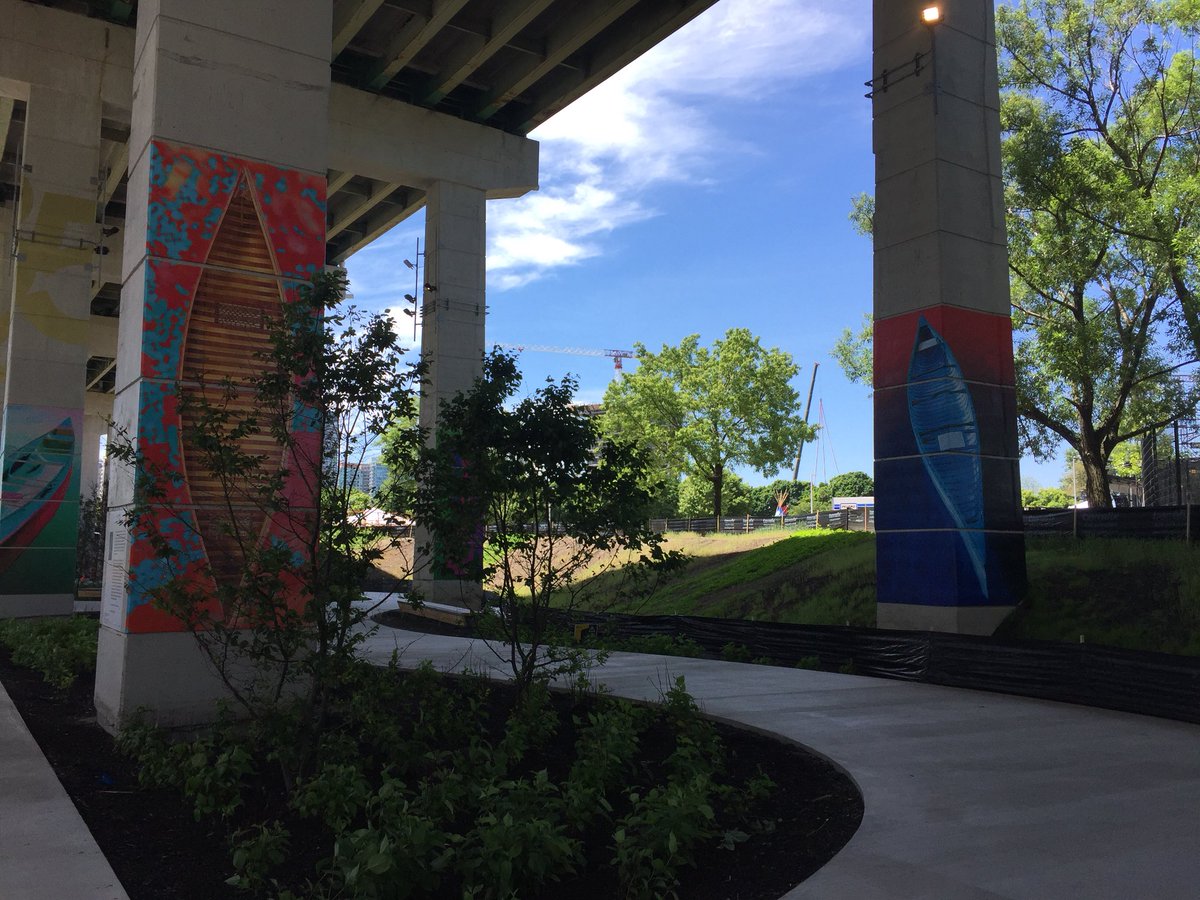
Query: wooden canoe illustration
[[0, 418, 75, 572], [179, 175, 284, 590], [907, 317, 987, 596]]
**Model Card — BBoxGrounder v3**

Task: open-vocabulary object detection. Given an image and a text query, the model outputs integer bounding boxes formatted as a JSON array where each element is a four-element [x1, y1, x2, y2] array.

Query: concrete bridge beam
[[327, 84, 539, 199]]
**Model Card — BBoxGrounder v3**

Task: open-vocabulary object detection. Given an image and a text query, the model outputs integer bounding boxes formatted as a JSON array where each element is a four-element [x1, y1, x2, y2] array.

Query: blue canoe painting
[[907, 318, 987, 597]]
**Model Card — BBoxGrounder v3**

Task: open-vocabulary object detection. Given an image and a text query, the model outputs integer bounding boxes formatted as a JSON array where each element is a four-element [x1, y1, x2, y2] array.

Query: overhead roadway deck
[[1, 0, 718, 265]]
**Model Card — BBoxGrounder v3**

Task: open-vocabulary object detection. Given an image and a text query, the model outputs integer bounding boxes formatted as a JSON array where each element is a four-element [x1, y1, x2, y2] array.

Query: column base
[[94, 627, 235, 733], [876, 603, 1013, 636], [410, 577, 483, 611], [0, 594, 74, 618]]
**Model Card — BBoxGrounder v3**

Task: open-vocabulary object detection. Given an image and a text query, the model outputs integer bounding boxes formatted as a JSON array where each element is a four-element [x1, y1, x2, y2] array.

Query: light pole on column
[[402, 240, 424, 342], [922, 5, 943, 113]]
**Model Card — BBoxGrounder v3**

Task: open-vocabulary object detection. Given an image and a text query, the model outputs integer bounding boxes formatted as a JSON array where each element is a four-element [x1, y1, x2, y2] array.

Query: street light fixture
[[402, 241, 422, 341], [863, 5, 943, 101]]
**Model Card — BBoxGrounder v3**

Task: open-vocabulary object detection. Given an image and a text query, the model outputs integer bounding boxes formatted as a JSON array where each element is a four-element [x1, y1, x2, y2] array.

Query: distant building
[[832, 496, 875, 510], [341, 462, 370, 494], [369, 461, 389, 493], [573, 403, 603, 420]]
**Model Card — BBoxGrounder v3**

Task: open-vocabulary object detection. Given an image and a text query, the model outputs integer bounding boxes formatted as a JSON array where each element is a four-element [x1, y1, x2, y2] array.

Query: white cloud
[[486, 0, 868, 288]]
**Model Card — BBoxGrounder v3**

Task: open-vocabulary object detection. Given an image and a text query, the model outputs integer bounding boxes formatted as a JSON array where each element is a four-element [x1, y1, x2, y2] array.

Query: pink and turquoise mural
[[120, 140, 325, 634], [1, 181, 95, 601], [0, 405, 81, 595]]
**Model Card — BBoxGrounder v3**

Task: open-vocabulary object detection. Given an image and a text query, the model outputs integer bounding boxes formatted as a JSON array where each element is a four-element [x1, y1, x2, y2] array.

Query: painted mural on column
[[0, 406, 80, 594], [119, 140, 325, 634], [874, 307, 1025, 609], [0, 185, 94, 597]]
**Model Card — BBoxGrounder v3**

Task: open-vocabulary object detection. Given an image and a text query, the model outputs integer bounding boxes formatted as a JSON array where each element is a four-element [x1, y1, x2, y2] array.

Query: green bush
[[719, 642, 754, 662], [290, 763, 371, 833], [116, 664, 773, 898], [227, 821, 290, 894], [613, 776, 719, 899], [600, 633, 706, 659], [0, 615, 98, 689]]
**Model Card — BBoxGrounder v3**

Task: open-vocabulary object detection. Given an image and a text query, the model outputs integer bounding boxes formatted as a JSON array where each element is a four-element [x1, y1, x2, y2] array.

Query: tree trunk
[[1077, 439, 1113, 509], [712, 464, 723, 532]]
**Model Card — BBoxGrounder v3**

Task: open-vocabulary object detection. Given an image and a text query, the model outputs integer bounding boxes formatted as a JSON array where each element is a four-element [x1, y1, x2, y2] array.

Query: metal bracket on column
[[864, 51, 930, 99]]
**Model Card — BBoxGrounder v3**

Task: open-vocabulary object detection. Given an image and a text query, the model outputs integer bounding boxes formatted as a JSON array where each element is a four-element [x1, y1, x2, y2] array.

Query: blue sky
[[346, 0, 1064, 491]]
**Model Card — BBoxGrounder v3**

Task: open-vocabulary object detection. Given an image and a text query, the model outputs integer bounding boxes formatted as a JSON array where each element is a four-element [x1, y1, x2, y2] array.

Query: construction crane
[[495, 343, 635, 373]]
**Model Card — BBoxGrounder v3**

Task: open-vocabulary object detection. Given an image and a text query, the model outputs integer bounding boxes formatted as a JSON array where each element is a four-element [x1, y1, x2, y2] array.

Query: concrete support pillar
[[81, 392, 111, 502], [95, 0, 330, 730], [872, 0, 1025, 634], [0, 83, 100, 617], [413, 181, 487, 608]]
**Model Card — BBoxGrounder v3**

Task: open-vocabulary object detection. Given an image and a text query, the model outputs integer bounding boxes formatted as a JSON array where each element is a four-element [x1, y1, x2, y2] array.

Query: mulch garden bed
[[1, 629, 863, 900]]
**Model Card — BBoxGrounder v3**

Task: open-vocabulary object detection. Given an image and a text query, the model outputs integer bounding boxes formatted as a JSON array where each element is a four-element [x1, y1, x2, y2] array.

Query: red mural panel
[[124, 141, 325, 634]]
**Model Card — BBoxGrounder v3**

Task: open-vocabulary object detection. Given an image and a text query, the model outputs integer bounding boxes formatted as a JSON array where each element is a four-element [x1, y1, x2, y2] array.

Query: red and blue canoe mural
[[906, 317, 987, 596]]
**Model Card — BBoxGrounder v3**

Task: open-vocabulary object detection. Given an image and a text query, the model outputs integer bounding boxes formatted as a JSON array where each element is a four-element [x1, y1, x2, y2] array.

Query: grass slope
[[590, 529, 877, 626], [581, 529, 1200, 655], [1003, 536, 1200, 655]]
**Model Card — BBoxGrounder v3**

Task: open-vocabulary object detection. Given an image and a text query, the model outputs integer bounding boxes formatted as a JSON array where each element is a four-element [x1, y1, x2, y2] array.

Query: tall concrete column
[[0, 83, 100, 617], [413, 181, 487, 607], [96, 0, 330, 730], [872, 0, 1025, 633], [81, 392, 112, 502]]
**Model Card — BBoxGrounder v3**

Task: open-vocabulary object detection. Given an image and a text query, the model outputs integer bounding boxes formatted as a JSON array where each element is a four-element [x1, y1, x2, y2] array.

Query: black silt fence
[[1023, 506, 1200, 539], [561, 611, 1200, 725]]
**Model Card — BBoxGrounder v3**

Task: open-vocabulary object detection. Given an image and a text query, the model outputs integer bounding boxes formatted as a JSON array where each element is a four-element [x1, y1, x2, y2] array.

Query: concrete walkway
[[361, 626, 1200, 900], [0, 679, 128, 900]]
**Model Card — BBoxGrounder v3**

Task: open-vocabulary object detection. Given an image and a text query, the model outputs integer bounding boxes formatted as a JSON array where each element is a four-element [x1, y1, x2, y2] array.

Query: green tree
[[848, 192, 875, 238], [600, 328, 811, 525], [1110, 440, 1142, 478], [833, 194, 875, 389], [998, 0, 1198, 505], [835, 0, 1200, 507], [413, 352, 682, 699], [831, 314, 873, 389], [826, 471, 874, 499], [677, 471, 753, 518], [111, 271, 421, 783], [377, 414, 418, 514], [1035, 487, 1073, 508], [643, 473, 682, 519], [999, 0, 1200, 358], [745, 478, 809, 517]]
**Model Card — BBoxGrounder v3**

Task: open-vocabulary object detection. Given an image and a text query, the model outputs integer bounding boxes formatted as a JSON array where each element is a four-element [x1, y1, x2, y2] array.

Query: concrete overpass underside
[[0, 0, 1026, 728]]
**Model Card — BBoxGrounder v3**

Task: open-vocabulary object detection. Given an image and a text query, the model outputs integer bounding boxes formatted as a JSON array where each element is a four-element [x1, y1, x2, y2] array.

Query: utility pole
[[402, 239, 422, 341], [791, 362, 819, 483]]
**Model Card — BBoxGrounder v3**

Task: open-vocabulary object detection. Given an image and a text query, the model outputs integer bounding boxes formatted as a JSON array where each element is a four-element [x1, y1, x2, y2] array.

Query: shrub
[[0, 615, 98, 689], [720, 642, 754, 662], [603, 633, 705, 659], [412, 351, 683, 703], [114, 664, 773, 899]]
